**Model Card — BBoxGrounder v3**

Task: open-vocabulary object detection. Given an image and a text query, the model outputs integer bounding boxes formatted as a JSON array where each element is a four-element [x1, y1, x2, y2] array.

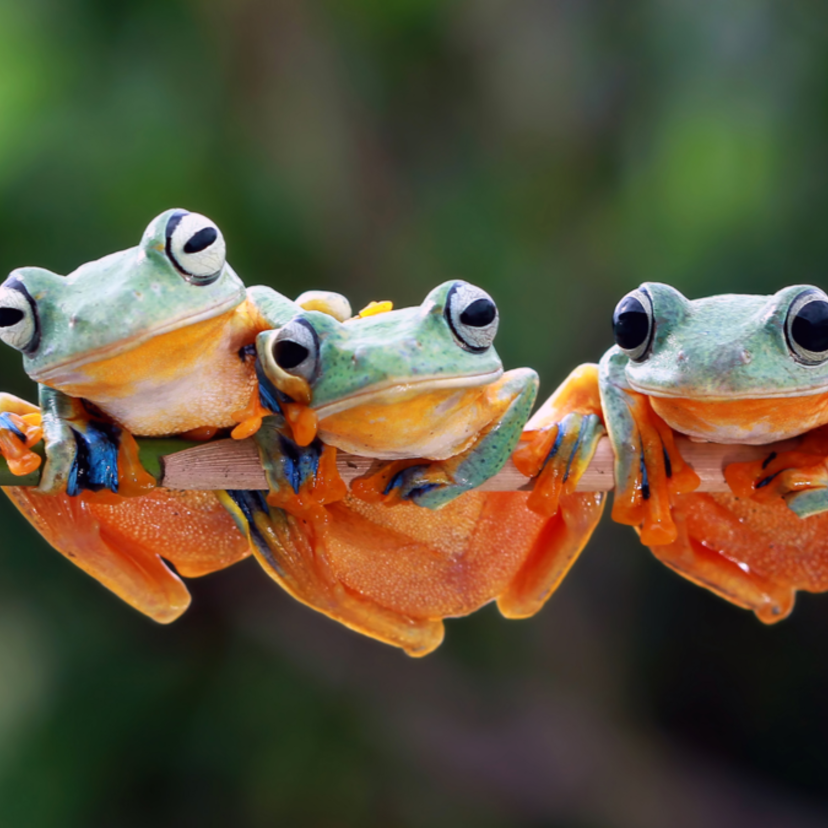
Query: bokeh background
[[2, 0, 828, 825]]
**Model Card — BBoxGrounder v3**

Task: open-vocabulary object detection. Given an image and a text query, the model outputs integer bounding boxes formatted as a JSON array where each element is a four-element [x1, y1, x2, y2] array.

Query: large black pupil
[[0, 308, 23, 327], [184, 227, 218, 254], [613, 295, 650, 351], [460, 298, 496, 327], [792, 300, 828, 354], [274, 339, 309, 370]]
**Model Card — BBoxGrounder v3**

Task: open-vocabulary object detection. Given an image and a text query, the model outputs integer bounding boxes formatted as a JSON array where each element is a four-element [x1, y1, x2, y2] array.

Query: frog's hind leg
[[3, 487, 250, 622], [218, 490, 445, 656], [646, 492, 799, 623], [501, 364, 607, 616]]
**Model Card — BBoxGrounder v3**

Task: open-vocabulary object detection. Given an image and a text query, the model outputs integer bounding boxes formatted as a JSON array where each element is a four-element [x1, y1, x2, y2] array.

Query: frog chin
[[27, 289, 245, 384], [312, 368, 504, 420]]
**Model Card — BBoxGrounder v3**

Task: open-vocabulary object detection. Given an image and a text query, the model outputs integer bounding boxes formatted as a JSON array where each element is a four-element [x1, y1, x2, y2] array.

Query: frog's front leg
[[218, 490, 444, 656], [599, 351, 700, 545], [0, 392, 43, 476], [724, 426, 828, 519], [38, 386, 154, 497], [355, 368, 539, 510]]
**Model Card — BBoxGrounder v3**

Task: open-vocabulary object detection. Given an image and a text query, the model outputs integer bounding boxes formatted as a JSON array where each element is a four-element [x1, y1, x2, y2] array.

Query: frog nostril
[[0, 308, 23, 327]]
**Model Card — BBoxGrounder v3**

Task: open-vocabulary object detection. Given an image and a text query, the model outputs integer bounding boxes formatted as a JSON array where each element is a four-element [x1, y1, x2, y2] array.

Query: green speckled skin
[[255, 280, 538, 508], [13, 209, 253, 383], [269, 281, 505, 410], [623, 282, 828, 400]]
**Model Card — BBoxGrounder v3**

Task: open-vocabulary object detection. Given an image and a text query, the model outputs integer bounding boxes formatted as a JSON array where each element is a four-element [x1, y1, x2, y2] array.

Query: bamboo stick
[[0, 435, 799, 492]]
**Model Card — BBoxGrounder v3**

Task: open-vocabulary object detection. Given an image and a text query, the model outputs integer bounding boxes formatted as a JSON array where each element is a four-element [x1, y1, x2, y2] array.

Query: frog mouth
[[29, 291, 244, 383], [313, 368, 504, 420], [628, 378, 828, 401]]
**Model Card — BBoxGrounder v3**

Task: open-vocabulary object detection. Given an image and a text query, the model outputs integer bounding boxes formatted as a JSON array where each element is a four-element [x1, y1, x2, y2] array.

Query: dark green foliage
[[2, 1, 828, 824]]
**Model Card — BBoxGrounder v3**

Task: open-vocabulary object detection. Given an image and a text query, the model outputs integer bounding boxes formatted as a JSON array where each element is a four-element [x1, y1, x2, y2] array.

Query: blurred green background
[[2, 0, 828, 825]]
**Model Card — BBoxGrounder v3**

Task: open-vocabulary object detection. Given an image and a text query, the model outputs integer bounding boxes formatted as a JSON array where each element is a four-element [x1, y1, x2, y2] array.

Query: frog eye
[[612, 288, 654, 362], [271, 318, 319, 382], [445, 282, 499, 352], [785, 289, 828, 365], [165, 211, 226, 285], [0, 281, 39, 354]]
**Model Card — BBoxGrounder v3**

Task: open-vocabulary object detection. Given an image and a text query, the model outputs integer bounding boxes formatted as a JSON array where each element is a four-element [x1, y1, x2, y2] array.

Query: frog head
[[255, 280, 504, 416], [611, 282, 828, 400], [0, 208, 246, 384]]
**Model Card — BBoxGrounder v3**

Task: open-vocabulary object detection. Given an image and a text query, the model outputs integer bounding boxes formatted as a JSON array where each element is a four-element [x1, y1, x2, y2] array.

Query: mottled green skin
[[622, 282, 828, 400], [10, 209, 255, 383], [265, 281, 505, 410]]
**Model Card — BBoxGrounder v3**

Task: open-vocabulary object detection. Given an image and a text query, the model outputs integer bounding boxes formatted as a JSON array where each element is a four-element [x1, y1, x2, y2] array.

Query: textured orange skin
[[46, 298, 271, 436], [2, 297, 272, 622], [4, 487, 250, 622], [649, 391, 828, 445], [656, 492, 828, 623], [233, 487, 604, 656], [530, 364, 828, 623]]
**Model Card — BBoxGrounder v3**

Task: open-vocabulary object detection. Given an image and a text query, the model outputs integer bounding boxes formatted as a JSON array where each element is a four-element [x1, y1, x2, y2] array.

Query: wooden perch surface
[[158, 436, 798, 493], [0, 435, 801, 492]]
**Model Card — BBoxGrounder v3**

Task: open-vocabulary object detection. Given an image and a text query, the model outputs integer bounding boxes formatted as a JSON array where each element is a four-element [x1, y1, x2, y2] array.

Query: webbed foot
[[600, 352, 700, 545], [498, 364, 607, 616], [724, 426, 828, 518], [0, 394, 42, 477]]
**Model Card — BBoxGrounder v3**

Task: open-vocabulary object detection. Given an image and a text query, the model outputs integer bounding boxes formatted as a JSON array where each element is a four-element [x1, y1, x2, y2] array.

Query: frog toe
[[0, 411, 42, 477], [386, 464, 455, 507], [516, 411, 604, 518], [254, 422, 346, 517]]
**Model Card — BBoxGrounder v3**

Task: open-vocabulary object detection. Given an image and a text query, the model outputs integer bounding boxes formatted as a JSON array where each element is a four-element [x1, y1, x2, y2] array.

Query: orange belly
[[649, 392, 828, 444], [43, 304, 264, 436], [318, 385, 499, 460]]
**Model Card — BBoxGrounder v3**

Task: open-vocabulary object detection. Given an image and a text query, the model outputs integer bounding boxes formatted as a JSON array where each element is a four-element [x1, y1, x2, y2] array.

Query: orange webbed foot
[[0, 411, 43, 476], [724, 426, 828, 519]]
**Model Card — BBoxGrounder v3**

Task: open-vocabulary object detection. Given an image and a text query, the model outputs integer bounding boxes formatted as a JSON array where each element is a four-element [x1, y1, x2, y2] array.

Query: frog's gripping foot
[[724, 427, 828, 519], [253, 419, 347, 518], [494, 365, 608, 615], [37, 389, 154, 498], [351, 459, 452, 507], [219, 490, 444, 656], [0, 411, 42, 476]]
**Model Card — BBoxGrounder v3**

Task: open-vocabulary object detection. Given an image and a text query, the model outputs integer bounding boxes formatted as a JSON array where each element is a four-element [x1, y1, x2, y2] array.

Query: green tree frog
[[0, 208, 350, 622], [515, 282, 828, 623], [217, 282, 589, 655]]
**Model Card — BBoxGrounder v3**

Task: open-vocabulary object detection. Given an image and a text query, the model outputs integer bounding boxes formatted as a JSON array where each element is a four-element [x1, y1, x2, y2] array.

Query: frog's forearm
[[37, 386, 81, 494]]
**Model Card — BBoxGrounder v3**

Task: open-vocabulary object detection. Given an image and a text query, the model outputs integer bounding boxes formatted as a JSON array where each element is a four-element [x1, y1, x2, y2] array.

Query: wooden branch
[[158, 436, 797, 492], [0, 435, 797, 492]]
